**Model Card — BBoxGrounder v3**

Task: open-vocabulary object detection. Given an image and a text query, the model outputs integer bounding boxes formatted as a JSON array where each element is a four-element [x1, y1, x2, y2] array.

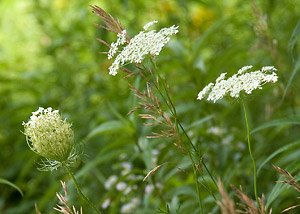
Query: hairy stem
[[62, 163, 102, 214], [241, 99, 259, 206]]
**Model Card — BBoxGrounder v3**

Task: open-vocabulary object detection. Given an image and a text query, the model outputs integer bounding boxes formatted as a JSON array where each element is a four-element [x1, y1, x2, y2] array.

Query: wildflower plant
[[91, 5, 218, 213], [198, 65, 278, 206], [23, 107, 101, 214], [23, 107, 76, 170]]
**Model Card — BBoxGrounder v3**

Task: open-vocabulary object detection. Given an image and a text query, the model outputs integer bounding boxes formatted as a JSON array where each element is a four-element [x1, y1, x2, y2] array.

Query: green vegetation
[[1, 0, 300, 213]]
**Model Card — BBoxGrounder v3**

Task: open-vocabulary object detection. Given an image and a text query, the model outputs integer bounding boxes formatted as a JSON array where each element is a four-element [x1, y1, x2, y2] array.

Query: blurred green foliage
[[1, 0, 300, 213]]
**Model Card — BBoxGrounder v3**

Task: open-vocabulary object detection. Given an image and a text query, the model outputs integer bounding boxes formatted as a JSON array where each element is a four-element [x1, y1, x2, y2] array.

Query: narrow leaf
[[250, 116, 300, 134], [86, 120, 125, 140], [282, 55, 300, 101], [0, 178, 23, 196], [257, 140, 300, 175], [289, 19, 300, 61]]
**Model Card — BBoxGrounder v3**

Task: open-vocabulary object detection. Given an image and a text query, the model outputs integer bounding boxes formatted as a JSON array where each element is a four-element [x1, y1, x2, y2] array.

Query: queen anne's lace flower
[[23, 107, 75, 169], [108, 21, 179, 75], [197, 66, 278, 103]]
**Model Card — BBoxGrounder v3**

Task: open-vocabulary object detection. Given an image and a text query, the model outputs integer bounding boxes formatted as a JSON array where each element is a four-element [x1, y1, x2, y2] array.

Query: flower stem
[[62, 163, 102, 214], [241, 99, 259, 206]]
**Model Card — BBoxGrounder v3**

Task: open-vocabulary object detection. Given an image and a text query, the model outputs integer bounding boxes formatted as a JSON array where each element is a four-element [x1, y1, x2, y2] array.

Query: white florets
[[143, 20, 158, 30], [120, 197, 141, 213], [108, 30, 127, 59], [108, 21, 179, 75], [23, 107, 75, 167], [197, 66, 278, 103], [104, 175, 118, 190]]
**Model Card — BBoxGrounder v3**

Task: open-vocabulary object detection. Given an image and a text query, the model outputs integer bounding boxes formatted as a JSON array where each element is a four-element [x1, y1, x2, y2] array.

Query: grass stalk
[[149, 59, 217, 209]]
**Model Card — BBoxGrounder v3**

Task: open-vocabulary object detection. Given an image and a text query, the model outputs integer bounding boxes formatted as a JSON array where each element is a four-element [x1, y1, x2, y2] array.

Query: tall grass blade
[[257, 140, 300, 175], [0, 178, 23, 196], [282, 55, 300, 101], [250, 116, 300, 134], [288, 19, 300, 61]]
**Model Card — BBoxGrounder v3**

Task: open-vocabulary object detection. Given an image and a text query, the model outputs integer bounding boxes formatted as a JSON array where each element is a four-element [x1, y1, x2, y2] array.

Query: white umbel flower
[[197, 66, 278, 103], [108, 21, 179, 75], [23, 107, 77, 170]]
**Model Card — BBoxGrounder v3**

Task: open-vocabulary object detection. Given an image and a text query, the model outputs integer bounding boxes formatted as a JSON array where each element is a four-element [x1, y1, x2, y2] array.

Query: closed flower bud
[[23, 107, 74, 163]]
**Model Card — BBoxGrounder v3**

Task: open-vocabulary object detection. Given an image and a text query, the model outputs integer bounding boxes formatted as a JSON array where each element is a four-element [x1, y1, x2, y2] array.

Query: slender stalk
[[62, 163, 102, 214], [150, 59, 217, 191], [241, 99, 259, 206], [192, 160, 203, 214], [148, 59, 218, 209]]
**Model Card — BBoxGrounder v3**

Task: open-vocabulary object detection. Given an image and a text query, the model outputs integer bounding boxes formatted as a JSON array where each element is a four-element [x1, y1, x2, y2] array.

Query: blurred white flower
[[121, 203, 135, 213], [101, 198, 110, 209], [116, 182, 127, 191], [124, 186, 132, 195], [104, 175, 118, 190], [121, 162, 132, 176], [151, 156, 158, 165], [152, 149, 159, 156], [222, 135, 234, 145], [131, 197, 141, 205], [207, 126, 225, 136], [197, 66, 278, 103], [108, 21, 179, 75], [156, 183, 164, 190], [145, 184, 154, 193], [237, 141, 246, 150]]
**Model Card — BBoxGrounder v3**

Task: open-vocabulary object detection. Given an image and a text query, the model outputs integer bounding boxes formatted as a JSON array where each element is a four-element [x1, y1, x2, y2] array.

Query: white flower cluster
[[104, 175, 118, 190], [197, 66, 278, 103], [108, 21, 179, 75], [23, 107, 75, 166], [121, 197, 141, 213]]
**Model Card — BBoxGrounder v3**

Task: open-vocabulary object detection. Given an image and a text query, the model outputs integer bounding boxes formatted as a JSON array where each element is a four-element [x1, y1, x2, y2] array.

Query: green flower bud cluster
[[23, 107, 74, 164]]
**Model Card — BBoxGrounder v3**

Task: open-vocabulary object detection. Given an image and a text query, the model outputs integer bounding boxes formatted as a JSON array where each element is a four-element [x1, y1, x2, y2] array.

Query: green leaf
[[257, 140, 300, 175], [86, 120, 126, 140], [0, 178, 23, 196], [187, 115, 214, 129], [289, 19, 300, 61], [266, 182, 287, 209], [282, 55, 300, 101], [250, 116, 300, 134]]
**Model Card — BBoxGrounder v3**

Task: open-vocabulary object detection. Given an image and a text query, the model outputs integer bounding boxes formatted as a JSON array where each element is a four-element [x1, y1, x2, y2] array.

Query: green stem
[[241, 99, 259, 206], [149, 59, 217, 207], [192, 159, 203, 214], [62, 163, 102, 214], [177, 121, 218, 193]]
